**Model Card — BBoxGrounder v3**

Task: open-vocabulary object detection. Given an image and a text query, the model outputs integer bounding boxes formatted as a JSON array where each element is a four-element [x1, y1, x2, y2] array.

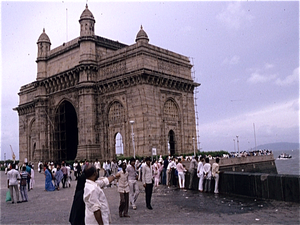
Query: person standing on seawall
[[176, 158, 187, 189], [203, 158, 212, 192], [197, 156, 205, 192], [212, 158, 220, 194], [188, 156, 198, 189]]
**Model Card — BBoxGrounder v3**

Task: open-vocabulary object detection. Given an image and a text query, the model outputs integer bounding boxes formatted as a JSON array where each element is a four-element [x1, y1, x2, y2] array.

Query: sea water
[[273, 149, 300, 175]]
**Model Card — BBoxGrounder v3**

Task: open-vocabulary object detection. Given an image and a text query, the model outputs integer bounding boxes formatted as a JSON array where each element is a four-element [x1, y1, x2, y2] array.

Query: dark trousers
[[27, 177, 30, 191], [162, 168, 167, 185], [189, 169, 196, 189], [62, 174, 67, 188], [119, 192, 129, 215], [145, 183, 153, 207]]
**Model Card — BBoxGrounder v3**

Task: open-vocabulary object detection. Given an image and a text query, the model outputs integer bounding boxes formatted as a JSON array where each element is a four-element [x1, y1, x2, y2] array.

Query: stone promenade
[[1, 170, 299, 224]]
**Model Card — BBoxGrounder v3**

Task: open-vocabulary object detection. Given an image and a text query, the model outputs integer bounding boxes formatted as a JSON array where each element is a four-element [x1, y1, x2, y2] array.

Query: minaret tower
[[79, 4, 95, 37], [36, 28, 51, 80]]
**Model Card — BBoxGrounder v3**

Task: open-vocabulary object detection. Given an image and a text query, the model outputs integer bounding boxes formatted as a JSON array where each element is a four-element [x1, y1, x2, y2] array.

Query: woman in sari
[[44, 163, 55, 191]]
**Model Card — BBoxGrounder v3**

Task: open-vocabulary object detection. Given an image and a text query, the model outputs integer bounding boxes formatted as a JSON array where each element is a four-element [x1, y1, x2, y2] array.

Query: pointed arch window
[[163, 100, 178, 121], [108, 102, 125, 124]]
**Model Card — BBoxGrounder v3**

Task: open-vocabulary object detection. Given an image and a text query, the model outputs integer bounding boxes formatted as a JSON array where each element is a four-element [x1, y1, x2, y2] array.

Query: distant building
[[14, 5, 199, 163]]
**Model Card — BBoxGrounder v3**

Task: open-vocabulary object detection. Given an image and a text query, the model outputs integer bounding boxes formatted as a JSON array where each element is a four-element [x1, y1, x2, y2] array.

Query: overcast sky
[[1, 0, 299, 160]]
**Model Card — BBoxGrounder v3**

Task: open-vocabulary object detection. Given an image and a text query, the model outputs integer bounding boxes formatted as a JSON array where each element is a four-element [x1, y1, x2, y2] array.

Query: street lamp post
[[236, 135, 240, 155], [192, 137, 196, 156], [233, 139, 236, 152], [130, 120, 136, 158]]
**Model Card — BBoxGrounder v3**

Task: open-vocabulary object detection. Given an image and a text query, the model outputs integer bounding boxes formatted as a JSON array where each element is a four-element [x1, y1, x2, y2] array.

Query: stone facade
[[14, 5, 200, 163]]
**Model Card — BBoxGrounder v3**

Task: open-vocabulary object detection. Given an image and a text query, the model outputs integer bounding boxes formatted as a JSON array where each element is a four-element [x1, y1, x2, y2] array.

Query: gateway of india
[[14, 5, 200, 163]]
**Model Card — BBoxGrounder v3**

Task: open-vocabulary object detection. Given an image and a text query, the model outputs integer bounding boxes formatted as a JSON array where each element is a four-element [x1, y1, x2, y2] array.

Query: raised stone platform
[[1, 170, 299, 224]]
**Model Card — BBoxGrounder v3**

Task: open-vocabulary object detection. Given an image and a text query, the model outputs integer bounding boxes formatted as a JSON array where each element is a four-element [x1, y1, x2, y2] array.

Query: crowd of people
[[6, 155, 220, 224], [68, 155, 220, 224]]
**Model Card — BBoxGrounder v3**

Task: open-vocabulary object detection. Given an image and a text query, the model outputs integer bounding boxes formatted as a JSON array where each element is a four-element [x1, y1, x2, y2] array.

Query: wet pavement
[[1, 170, 299, 224]]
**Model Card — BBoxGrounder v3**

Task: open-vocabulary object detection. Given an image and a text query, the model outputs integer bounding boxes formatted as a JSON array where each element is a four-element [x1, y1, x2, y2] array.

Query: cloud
[[265, 63, 274, 69], [247, 72, 277, 84], [222, 55, 240, 65], [199, 99, 299, 151], [275, 67, 299, 86], [216, 2, 254, 30]]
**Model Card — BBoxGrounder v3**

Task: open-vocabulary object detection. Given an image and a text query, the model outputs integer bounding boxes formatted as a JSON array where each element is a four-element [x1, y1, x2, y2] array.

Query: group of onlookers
[[6, 162, 35, 203], [43, 161, 72, 191]]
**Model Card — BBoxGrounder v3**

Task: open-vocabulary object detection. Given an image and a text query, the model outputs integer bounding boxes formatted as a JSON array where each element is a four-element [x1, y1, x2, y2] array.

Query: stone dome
[[37, 28, 51, 44], [79, 4, 95, 22], [135, 25, 149, 43]]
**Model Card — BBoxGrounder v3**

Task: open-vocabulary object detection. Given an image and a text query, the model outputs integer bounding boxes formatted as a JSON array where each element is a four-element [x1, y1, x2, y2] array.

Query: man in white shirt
[[127, 158, 139, 210], [83, 164, 116, 225], [116, 162, 130, 217], [94, 159, 101, 177], [7, 163, 21, 204], [142, 157, 153, 210], [203, 158, 212, 193], [212, 158, 220, 194], [197, 156, 205, 192]]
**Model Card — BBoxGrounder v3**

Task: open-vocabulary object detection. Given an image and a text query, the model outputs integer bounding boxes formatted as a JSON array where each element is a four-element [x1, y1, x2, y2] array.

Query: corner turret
[[36, 28, 51, 80], [135, 25, 149, 44], [79, 4, 95, 37]]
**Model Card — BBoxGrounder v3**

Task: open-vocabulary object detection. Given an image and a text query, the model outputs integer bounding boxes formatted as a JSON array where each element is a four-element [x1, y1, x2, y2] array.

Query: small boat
[[277, 153, 292, 159]]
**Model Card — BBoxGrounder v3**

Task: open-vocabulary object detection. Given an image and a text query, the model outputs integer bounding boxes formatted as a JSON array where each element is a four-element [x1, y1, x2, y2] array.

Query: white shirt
[[197, 161, 204, 176], [117, 170, 130, 193], [66, 166, 71, 176], [94, 161, 101, 170], [203, 163, 212, 178], [212, 162, 219, 177], [7, 169, 20, 185], [142, 164, 153, 184], [84, 178, 110, 225]]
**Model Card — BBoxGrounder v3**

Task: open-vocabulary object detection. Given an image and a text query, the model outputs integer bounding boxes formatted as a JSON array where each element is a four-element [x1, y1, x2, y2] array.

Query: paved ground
[[1, 170, 299, 224]]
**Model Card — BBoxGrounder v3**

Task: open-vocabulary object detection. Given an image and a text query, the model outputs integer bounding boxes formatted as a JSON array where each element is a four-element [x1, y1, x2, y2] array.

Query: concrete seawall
[[185, 171, 300, 203], [219, 172, 300, 203], [218, 155, 277, 174]]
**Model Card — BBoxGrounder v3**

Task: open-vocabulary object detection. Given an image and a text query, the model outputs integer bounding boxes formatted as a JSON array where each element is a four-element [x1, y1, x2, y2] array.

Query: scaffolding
[[191, 57, 201, 152]]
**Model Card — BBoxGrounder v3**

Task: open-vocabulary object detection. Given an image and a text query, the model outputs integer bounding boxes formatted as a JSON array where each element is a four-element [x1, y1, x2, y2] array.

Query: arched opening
[[54, 101, 78, 161], [168, 130, 175, 156], [115, 132, 124, 155]]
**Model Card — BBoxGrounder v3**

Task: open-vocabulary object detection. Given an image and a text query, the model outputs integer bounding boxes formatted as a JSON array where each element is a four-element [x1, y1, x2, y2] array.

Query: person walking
[[20, 166, 31, 202], [212, 158, 220, 194], [127, 158, 139, 210], [162, 157, 169, 185], [7, 163, 21, 204], [61, 163, 68, 188], [29, 165, 35, 190], [44, 163, 56, 191], [25, 163, 31, 192], [116, 162, 130, 217], [197, 156, 205, 192], [168, 158, 176, 187], [142, 157, 153, 210], [94, 159, 101, 178], [55, 164, 64, 190]]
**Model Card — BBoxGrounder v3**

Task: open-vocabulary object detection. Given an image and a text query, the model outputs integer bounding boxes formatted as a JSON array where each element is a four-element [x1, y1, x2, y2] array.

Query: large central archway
[[54, 101, 78, 161]]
